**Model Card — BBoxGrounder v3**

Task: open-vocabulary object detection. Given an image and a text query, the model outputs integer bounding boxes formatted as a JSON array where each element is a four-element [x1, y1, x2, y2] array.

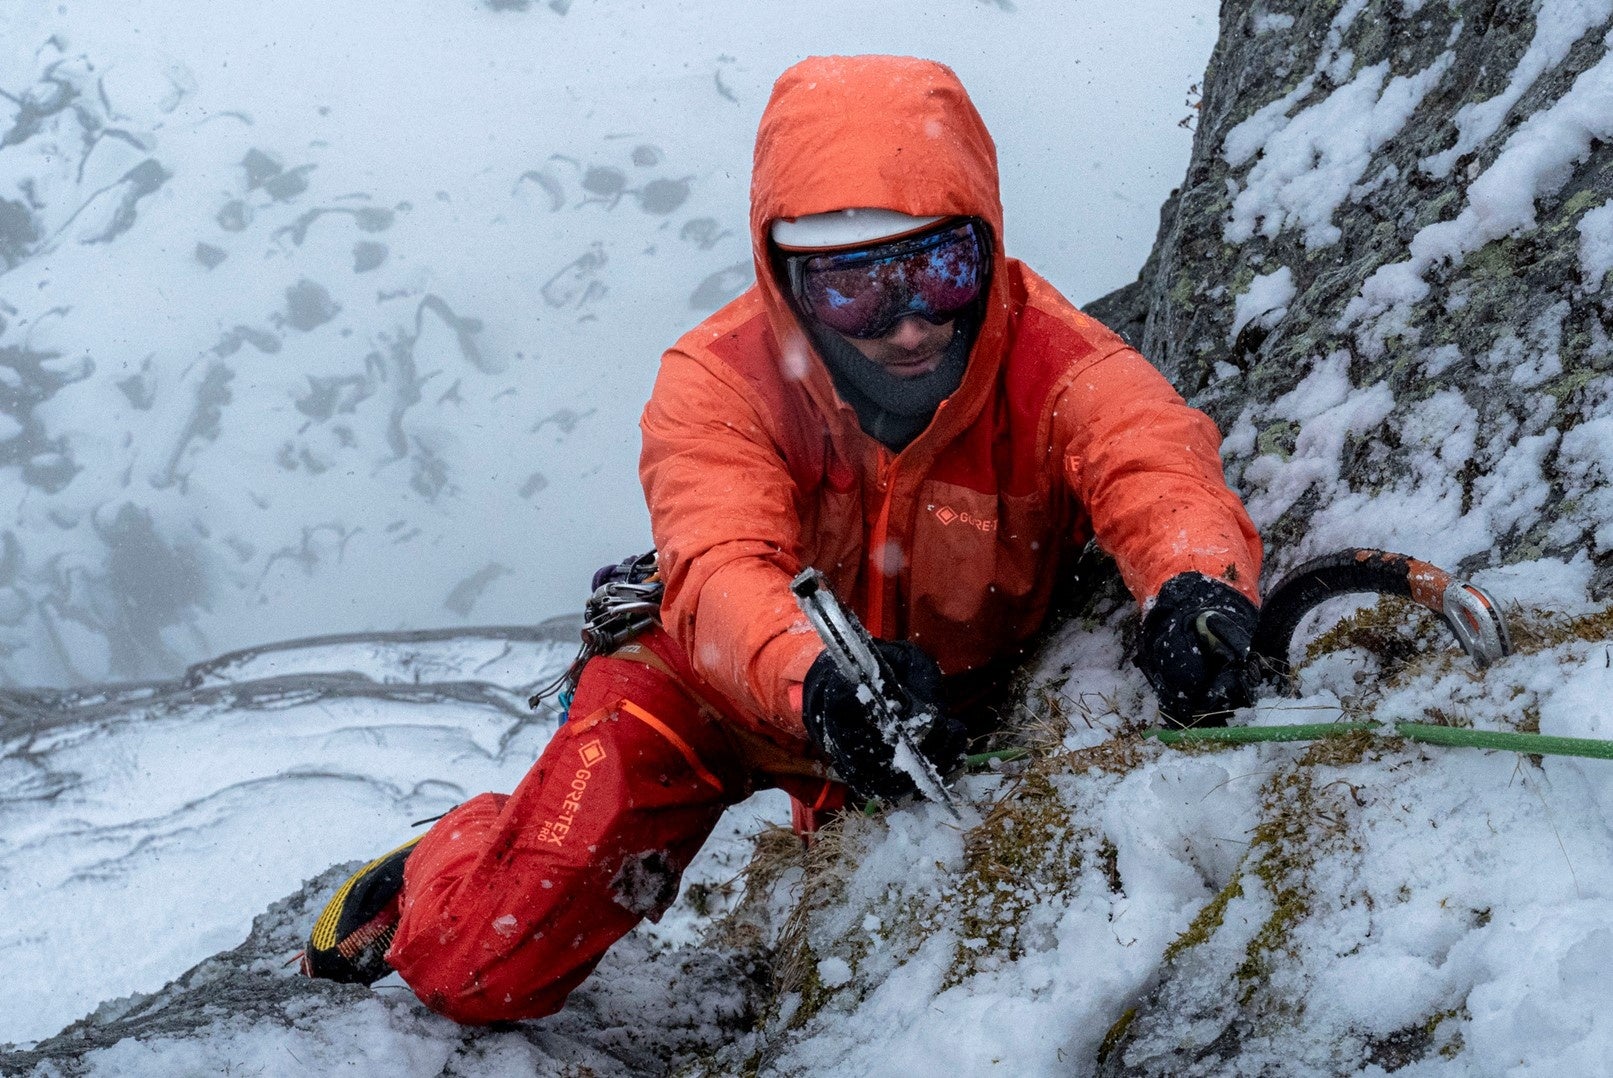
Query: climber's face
[[835, 314, 956, 378]]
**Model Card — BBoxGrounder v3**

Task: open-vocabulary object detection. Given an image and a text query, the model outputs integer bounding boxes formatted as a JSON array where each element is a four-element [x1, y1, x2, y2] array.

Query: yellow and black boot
[[301, 836, 420, 985]]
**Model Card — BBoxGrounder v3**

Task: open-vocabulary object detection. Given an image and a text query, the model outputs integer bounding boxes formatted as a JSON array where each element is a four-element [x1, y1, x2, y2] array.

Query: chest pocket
[[906, 479, 1059, 672]]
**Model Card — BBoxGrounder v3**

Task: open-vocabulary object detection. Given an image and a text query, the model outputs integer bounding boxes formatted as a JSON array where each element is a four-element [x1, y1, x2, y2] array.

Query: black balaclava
[[806, 314, 977, 452]]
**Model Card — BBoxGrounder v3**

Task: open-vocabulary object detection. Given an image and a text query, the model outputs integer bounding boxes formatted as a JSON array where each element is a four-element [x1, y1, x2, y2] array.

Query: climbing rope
[[964, 747, 1031, 769], [1145, 720, 1613, 762]]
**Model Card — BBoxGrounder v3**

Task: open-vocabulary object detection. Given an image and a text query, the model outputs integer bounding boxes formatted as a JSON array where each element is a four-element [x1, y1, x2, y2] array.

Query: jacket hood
[[750, 56, 1011, 442]]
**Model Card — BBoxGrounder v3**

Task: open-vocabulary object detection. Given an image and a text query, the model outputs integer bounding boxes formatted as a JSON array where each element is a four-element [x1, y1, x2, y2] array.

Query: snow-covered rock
[[1125, 0, 1613, 588], [0, 622, 794, 1072], [3, 862, 775, 1077]]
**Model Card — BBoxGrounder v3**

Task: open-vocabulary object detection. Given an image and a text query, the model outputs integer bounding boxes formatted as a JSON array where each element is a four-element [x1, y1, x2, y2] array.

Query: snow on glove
[[801, 639, 966, 804], [1136, 572, 1260, 727]]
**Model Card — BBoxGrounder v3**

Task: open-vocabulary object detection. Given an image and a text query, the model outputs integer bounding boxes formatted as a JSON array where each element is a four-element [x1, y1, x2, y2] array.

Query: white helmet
[[770, 208, 944, 251]]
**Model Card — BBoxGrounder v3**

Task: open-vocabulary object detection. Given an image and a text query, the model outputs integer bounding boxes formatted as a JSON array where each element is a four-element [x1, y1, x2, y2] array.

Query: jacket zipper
[[865, 448, 896, 638]]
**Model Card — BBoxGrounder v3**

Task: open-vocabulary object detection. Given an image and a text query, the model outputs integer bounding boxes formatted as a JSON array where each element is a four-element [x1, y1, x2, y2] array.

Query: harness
[[529, 550, 663, 718]]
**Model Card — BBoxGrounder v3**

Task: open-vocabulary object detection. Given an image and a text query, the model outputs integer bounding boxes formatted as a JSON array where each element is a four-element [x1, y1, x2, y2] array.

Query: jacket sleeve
[[639, 348, 822, 739], [1056, 347, 1263, 607]]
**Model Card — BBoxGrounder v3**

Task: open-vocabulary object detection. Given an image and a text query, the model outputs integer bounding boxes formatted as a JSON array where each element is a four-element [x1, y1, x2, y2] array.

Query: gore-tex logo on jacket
[[536, 742, 606, 847], [928, 503, 997, 532]]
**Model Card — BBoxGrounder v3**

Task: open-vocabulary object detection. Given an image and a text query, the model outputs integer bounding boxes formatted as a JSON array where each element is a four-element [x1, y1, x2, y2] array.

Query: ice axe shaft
[[790, 568, 962, 820]]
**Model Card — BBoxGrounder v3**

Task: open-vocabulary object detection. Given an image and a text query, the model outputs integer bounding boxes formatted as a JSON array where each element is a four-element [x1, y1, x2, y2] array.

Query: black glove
[[1136, 572, 1260, 727], [801, 640, 967, 804]]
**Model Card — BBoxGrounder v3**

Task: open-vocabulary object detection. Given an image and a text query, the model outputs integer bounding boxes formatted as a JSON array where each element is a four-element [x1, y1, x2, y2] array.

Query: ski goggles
[[784, 219, 988, 339]]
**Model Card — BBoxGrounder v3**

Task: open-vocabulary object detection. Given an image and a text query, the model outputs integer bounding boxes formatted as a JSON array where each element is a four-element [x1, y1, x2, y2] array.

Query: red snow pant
[[385, 627, 843, 1025]]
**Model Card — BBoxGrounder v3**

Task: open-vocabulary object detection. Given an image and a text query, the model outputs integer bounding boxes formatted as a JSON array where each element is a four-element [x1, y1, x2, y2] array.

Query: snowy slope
[[0, 0, 1216, 688], [716, 567, 1613, 1076], [1, 625, 571, 1044]]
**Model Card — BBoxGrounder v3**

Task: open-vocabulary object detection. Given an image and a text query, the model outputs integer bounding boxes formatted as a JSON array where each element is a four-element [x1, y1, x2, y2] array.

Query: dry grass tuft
[[762, 816, 866, 1030], [1304, 596, 1446, 675], [701, 824, 809, 953], [1504, 605, 1613, 652]]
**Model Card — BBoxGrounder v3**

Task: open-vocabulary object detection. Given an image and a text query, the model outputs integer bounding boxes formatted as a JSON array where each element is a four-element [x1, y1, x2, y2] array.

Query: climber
[[301, 53, 1263, 1024]]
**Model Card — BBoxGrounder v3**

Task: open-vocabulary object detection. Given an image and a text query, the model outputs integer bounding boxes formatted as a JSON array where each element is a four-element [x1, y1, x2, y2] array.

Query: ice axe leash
[[791, 567, 964, 821]]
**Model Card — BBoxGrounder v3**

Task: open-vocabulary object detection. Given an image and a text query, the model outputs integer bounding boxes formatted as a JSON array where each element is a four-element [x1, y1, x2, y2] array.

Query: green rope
[[1395, 722, 1613, 761], [964, 747, 1031, 769], [1143, 720, 1613, 762], [1146, 722, 1376, 746]]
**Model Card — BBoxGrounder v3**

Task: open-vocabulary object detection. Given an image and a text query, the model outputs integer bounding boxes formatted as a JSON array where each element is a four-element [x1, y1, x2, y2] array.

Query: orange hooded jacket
[[639, 56, 1261, 744]]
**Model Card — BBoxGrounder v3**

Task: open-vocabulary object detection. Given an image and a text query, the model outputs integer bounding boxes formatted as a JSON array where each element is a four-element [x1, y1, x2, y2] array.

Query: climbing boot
[[300, 836, 420, 985]]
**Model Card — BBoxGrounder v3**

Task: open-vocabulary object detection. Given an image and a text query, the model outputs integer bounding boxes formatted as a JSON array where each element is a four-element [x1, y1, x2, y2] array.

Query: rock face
[[1107, 0, 1613, 591], [1089, 1, 1613, 1073]]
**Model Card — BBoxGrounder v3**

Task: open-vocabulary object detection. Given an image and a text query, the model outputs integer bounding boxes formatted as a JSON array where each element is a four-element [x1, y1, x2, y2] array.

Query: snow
[[1222, 77, 1318, 170], [816, 956, 853, 988], [1223, 55, 1453, 248], [1342, 26, 1613, 343], [747, 605, 1613, 1076], [1237, 352, 1397, 529], [0, 634, 558, 1044], [1558, 414, 1613, 552], [1229, 265, 1295, 341], [1579, 198, 1613, 290], [1421, 0, 1613, 179], [0, 625, 789, 1050], [74, 997, 459, 1078]]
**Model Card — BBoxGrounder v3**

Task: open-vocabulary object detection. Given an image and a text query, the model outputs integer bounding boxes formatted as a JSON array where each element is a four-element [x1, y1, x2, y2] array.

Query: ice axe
[[1246, 548, 1512, 688], [790, 567, 963, 820]]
